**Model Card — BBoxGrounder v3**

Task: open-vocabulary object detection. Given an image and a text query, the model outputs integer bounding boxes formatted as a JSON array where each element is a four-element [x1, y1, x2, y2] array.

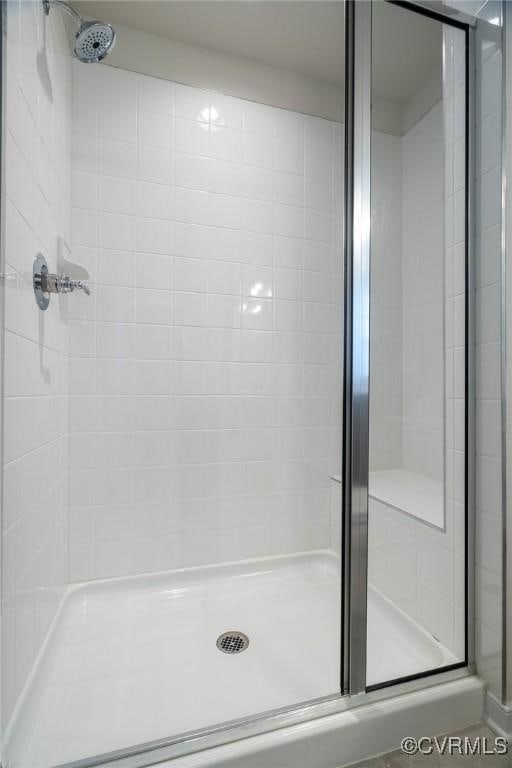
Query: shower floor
[[7, 551, 457, 768]]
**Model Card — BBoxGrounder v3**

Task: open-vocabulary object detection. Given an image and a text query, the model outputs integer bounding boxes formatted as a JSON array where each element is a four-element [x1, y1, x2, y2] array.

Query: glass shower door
[[366, 0, 468, 688]]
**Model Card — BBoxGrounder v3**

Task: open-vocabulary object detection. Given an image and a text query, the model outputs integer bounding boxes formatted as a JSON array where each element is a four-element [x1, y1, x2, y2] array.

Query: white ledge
[[331, 468, 444, 529]]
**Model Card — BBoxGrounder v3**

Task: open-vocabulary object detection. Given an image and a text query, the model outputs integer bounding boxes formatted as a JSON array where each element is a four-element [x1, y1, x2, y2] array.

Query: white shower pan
[[5, 552, 477, 768]]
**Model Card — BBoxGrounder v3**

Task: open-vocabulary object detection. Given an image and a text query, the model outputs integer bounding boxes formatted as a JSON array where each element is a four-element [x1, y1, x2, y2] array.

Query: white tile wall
[[402, 103, 445, 481], [335, 473, 463, 661], [2, 0, 72, 729], [369, 131, 403, 471], [473, 26, 504, 697], [439, 3, 505, 700], [69, 63, 344, 581], [443, 24, 467, 537], [370, 105, 446, 482], [368, 494, 464, 659]]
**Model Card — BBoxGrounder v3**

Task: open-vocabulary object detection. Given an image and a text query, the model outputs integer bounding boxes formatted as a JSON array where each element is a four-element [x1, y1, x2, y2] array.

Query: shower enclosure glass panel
[[367, 0, 467, 688], [0, 1, 345, 765]]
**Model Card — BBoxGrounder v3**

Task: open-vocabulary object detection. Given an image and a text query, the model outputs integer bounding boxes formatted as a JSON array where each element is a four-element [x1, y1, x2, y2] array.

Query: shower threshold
[[5, 551, 457, 768]]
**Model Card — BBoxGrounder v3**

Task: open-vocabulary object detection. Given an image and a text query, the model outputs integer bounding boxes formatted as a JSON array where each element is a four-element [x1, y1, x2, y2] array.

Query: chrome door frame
[[342, 0, 371, 697]]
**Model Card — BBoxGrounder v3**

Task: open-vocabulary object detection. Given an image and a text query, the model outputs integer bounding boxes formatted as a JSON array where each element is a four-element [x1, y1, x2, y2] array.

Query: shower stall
[[0, 0, 504, 766]]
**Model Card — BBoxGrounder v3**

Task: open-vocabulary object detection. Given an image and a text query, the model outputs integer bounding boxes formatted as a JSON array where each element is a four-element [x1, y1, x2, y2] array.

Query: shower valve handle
[[33, 254, 91, 311], [73, 279, 91, 296], [46, 274, 91, 296]]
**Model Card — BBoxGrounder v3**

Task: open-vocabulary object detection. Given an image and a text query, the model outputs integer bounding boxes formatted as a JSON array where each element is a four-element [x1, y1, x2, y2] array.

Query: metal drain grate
[[216, 631, 249, 654]]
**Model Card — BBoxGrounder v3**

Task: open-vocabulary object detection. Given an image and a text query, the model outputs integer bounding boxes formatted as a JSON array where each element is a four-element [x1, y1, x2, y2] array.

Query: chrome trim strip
[[500, 0, 509, 706], [341, 0, 353, 694], [466, 23, 476, 670], [342, 0, 371, 697], [0, 0, 6, 758]]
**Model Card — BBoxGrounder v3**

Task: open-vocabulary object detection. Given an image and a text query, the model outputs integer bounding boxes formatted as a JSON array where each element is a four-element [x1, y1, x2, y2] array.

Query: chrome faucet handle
[[75, 280, 91, 296], [33, 254, 91, 310], [60, 276, 91, 295]]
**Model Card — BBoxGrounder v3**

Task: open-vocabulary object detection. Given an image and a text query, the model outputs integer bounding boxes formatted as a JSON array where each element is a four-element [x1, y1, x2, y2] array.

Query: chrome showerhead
[[74, 20, 116, 63], [43, 0, 116, 63]]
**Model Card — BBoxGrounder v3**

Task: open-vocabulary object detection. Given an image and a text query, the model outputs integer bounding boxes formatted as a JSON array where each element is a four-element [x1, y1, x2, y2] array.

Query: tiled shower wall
[[402, 103, 444, 482], [368, 494, 464, 657], [441, 0, 504, 699], [369, 100, 464, 658], [68, 63, 344, 581], [2, 0, 72, 727], [474, 21, 504, 698], [369, 130, 403, 472], [371, 103, 444, 480], [368, 76, 464, 657]]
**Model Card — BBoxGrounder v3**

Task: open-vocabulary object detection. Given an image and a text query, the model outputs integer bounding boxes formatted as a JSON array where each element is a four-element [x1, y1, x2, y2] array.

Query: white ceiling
[[372, 1, 442, 106], [74, 0, 442, 106], [75, 1, 346, 85]]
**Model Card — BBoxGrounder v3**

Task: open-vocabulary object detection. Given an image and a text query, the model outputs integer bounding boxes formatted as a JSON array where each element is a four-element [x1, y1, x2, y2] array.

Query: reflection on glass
[[367, 1, 466, 687]]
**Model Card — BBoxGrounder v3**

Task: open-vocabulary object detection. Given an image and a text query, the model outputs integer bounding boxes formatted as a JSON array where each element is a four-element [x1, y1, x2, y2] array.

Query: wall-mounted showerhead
[[43, 0, 116, 63], [74, 20, 116, 63]]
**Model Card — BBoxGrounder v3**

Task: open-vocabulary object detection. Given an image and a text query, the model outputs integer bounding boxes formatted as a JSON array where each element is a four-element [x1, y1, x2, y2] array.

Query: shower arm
[[42, 0, 83, 27]]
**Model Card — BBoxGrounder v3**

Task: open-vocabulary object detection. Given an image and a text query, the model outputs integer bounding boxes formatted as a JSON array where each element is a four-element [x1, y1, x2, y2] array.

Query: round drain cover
[[216, 631, 249, 654]]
